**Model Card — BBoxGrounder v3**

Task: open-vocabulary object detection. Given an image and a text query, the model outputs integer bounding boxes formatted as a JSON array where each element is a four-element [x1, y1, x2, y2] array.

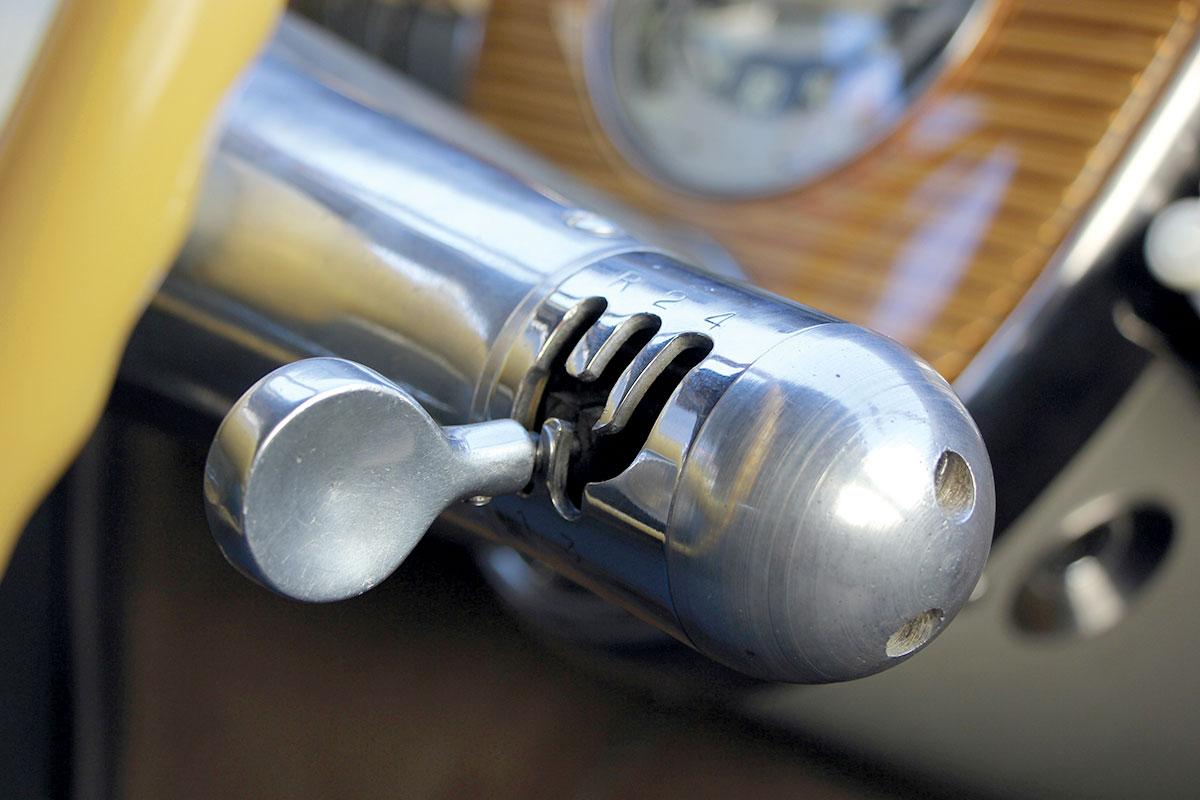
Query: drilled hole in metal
[[934, 449, 974, 522], [885, 608, 943, 658]]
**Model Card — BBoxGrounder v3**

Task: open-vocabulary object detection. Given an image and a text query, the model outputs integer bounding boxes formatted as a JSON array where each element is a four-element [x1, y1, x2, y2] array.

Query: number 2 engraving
[[652, 291, 686, 309]]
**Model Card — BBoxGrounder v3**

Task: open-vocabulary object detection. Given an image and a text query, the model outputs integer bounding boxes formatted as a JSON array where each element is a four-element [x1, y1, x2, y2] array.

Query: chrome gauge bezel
[[582, 0, 994, 199]]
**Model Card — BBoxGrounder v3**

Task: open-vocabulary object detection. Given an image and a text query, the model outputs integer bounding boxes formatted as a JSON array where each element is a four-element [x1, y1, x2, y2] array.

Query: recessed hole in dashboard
[[1012, 503, 1173, 637]]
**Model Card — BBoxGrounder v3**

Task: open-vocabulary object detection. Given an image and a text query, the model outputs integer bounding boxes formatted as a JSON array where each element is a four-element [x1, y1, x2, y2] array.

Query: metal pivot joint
[[203, 358, 536, 603]]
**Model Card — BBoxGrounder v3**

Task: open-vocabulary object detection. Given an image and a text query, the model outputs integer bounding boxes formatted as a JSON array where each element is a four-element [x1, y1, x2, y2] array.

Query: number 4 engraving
[[703, 312, 736, 329]]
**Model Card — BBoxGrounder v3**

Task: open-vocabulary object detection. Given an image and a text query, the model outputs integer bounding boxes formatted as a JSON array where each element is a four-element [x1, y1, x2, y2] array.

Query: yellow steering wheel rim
[[0, 0, 283, 575]]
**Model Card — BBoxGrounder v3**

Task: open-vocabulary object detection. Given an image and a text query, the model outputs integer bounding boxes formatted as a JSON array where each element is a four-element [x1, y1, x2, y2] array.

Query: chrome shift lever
[[203, 357, 536, 602], [173, 42, 996, 684]]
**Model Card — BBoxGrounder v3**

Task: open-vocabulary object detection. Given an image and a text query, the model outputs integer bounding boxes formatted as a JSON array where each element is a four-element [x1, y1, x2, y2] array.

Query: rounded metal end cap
[[667, 324, 994, 683]]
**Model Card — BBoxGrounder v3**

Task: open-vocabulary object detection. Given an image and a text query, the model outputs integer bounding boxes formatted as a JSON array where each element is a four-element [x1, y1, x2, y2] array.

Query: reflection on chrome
[[834, 425, 945, 529], [863, 442, 928, 505], [835, 484, 905, 528], [586, 0, 980, 195]]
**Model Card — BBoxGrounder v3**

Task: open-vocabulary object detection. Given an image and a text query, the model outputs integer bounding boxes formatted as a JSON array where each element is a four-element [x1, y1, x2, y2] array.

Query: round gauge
[[585, 0, 983, 197]]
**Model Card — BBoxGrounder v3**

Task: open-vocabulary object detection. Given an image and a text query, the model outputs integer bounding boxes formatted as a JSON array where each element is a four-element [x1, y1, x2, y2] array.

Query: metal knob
[[203, 357, 536, 602]]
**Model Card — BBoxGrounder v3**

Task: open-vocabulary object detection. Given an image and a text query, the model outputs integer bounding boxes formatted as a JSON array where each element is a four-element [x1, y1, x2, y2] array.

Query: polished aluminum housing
[[125, 16, 994, 683]]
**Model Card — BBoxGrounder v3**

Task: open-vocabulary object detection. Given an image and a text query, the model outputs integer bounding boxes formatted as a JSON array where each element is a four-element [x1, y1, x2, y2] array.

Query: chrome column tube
[[157, 61, 652, 422]]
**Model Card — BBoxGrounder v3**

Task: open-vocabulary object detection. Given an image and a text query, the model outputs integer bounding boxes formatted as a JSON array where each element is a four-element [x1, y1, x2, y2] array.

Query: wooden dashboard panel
[[468, 0, 1198, 379]]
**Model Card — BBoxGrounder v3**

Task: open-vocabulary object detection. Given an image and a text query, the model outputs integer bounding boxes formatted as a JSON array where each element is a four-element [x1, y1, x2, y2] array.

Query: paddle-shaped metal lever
[[203, 358, 537, 602]]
